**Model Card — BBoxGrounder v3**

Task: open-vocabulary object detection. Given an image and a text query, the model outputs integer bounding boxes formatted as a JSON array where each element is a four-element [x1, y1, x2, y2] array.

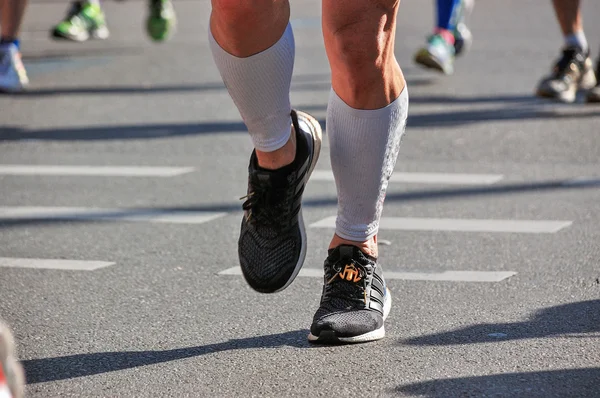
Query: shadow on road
[[401, 300, 600, 346], [407, 106, 600, 128], [395, 301, 600, 396], [2, 103, 598, 142], [9, 77, 432, 97], [1, 178, 599, 228], [395, 368, 600, 397], [22, 329, 310, 384], [0, 121, 249, 141], [16, 81, 333, 97]]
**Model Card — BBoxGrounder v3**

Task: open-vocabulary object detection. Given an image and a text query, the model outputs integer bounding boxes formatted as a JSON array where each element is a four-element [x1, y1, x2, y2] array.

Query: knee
[[325, 0, 399, 69], [212, 0, 285, 27]]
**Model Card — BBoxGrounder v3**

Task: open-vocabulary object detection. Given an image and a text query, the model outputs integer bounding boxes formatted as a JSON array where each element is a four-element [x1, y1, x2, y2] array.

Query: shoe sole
[[414, 50, 453, 75], [536, 87, 577, 103], [307, 287, 392, 344], [52, 26, 109, 42], [270, 111, 322, 293]]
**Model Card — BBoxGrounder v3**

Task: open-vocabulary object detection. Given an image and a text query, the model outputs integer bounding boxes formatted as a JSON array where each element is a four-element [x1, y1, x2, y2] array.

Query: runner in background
[[51, 0, 176, 42], [414, 0, 474, 75], [536, 0, 600, 103], [0, 0, 29, 92]]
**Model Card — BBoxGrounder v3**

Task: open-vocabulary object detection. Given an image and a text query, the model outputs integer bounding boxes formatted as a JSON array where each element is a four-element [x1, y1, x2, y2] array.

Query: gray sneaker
[[536, 46, 597, 103], [238, 110, 322, 293]]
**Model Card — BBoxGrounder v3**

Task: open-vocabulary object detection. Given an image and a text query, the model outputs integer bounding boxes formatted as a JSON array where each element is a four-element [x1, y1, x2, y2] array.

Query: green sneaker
[[146, 0, 176, 42], [52, 1, 109, 42], [414, 34, 456, 75]]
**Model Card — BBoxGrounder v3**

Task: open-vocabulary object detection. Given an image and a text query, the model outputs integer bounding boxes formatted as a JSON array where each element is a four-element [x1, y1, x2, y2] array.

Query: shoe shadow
[[395, 368, 600, 397], [22, 329, 311, 384], [400, 300, 600, 347]]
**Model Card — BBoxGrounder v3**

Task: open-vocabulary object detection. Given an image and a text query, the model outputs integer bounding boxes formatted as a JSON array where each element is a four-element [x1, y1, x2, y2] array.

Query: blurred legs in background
[[414, 0, 474, 75], [51, 0, 176, 42], [536, 0, 599, 103], [0, 0, 29, 92]]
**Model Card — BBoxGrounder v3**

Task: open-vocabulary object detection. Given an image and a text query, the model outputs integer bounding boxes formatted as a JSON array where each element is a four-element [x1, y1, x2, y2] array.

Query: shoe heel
[[92, 26, 110, 40], [580, 67, 598, 90]]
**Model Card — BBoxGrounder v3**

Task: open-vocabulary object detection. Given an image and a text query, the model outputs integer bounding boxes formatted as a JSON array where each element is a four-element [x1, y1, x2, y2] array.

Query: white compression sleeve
[[327, 87, 409, 241], [209, 24, 295, 152]]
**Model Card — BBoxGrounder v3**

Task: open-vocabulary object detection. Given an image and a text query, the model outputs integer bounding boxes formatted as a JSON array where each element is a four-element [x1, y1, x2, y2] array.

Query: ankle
[[255, 126, 296, 170], [434, 28, 455, 45], [329, 234, 378, 258]]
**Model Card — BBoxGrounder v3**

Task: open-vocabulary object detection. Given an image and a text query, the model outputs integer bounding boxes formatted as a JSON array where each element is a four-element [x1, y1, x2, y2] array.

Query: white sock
[[565, 30, 588, 52], [327, 88, 409, 241], [209, 24, 295, 152]]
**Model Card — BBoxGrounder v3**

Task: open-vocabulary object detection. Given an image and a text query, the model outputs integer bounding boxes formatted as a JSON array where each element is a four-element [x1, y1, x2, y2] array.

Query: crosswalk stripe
[[0, 207, 226, 224], [218, 266, 516, 282], [310, 216, 572, 233], [0, 165, 194, 177], [0, 257, 114, 271], [311, 170, 504, 185]]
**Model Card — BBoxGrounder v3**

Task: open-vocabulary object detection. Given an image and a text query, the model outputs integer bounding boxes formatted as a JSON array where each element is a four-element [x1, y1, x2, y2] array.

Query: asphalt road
[[1, 0, 599, 397]]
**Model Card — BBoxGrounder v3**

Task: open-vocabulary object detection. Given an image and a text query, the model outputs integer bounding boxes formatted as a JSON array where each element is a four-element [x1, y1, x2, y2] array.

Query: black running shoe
[[238, 110, 322, 293], [536, 46, 597, 103], [309, 245, 391, 344]]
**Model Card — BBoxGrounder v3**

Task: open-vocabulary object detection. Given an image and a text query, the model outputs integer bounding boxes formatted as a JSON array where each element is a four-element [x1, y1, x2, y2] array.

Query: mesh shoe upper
[[238, 110, 318, 293], [310, 245, 387, 339]]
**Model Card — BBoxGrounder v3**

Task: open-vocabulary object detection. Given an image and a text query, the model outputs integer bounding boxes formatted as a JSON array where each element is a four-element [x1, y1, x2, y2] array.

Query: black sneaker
[[536, 46, 597, 103], [238, 110, 322, 294], [309, 245, 391, 344]]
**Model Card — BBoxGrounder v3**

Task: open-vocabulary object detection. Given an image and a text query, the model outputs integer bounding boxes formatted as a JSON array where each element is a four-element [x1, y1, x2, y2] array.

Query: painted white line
[[218, 266, 515, 282], [311, 170, 504, 185], [310, 216, 572, 233], [0, 207, 226, 224], [0, 165, 194, 177], [0, 257, 114, 271]]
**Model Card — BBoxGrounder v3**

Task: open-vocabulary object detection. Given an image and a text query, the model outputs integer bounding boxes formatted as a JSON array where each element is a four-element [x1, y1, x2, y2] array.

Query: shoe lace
[[240, 176, 295, 230], [553, 48, 582, 78], [324, 259, 369, 306]]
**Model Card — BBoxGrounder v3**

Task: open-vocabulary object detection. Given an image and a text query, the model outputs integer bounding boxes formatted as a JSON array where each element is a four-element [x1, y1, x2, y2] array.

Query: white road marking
[[0, 207, 226, 224], [218, 266, 516, 282], [0, 165, 194, 177], [311, 170, 504, 185], [0, 257, 114, 271], [310, 216, 571, 233]]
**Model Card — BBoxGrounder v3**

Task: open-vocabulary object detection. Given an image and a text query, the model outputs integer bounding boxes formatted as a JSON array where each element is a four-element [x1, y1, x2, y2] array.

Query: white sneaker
[[0, 321, 24, 398], [0, 43, 29, 93]]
